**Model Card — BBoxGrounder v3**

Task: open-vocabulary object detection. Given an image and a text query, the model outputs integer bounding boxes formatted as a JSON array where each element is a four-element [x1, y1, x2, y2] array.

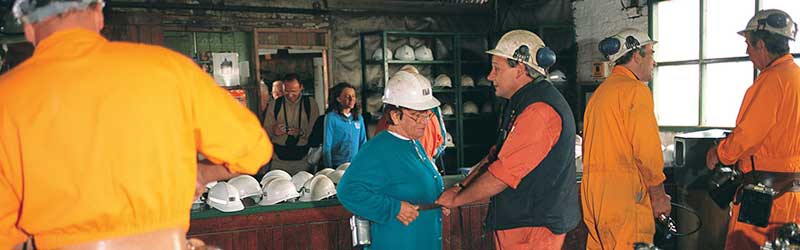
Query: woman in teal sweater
[[337, 69, 446, 250]]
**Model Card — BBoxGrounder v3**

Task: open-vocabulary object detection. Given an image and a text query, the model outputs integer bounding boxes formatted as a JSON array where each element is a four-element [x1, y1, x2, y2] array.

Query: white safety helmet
[[336, 162, 351, 171], [299, 175, 337, 202], [433, 74, 452, 88], [207, 182, 244, 212], [316, 168, 335, 177], [382, 70, 441, 111], [463, 101, 479, 115], [481, 102, 493, 113], [372, 48, 393, 61], [476, 76, 492, 87], [261, 169, 292, 186], [440, 103, 455, 116], [739, 9, 797, 40], [291, 171, 314, 192], [598, 28, 657, 63], [228, 175, 262, 200], [414, 45, 434, 61], [259, 179, 300, 205], [394, 44, 416, 61], [445, 132, 455, 147], [13, 0, 104, 24], [326, 170, 346, 184], [205, 181, 218, 190], [460, 75, 475, 88], [486, 30, 556, 76]]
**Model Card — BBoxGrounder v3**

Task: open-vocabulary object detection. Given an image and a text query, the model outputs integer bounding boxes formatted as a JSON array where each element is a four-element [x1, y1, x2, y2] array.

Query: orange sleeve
[[627, 85, 666, 187], [0, 164, 26, 249], [488, 102, 561, 189], [190, 66, 272, 175], [718, 73, 780, 165]]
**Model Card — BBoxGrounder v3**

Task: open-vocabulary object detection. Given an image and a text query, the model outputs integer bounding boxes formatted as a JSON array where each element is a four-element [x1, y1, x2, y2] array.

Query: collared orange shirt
[[582, 66, 665, 187], [487, 102, 561, 189], [0, 29, 271, 249], [718, 54, 800, 173]]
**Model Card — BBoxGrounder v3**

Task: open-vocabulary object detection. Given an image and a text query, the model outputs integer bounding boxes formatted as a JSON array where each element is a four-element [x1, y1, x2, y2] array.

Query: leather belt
[[743, 171, 800, 197]]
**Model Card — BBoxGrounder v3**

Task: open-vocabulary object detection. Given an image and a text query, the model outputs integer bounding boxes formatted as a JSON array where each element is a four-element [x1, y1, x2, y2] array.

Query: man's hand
[[396, 201, 419, 226], [648, 184, 672, 219], [273, 124, 287, 136], [435, 187, 460, 208], [442, 207, 451, 217], [706, 145, 720, 170]]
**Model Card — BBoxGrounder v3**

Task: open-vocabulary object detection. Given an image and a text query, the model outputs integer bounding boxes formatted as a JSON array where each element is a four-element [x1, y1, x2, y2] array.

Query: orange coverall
[[0, 29, 271, 249], [581, 66, 665, 249], [716, 55, 800, 250]]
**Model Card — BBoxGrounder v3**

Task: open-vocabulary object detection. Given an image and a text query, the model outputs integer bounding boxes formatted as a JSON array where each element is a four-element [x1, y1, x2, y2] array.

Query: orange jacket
[[0, 29, 271, 249], [718, 55, 800, 173], [582, 66, 665, 187]]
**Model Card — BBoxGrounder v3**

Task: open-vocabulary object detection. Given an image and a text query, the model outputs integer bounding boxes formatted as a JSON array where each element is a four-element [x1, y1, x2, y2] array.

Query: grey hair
[[506, 59, 543, 79]]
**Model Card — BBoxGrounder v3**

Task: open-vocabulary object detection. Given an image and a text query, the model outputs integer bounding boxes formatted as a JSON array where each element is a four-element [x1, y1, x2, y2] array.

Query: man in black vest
[[436, 30, 579, 249], [263, 73, 319, 174]]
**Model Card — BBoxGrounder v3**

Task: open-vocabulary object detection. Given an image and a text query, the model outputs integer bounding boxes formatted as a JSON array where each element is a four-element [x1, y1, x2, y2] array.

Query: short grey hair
[[506, 59, 543, 79]]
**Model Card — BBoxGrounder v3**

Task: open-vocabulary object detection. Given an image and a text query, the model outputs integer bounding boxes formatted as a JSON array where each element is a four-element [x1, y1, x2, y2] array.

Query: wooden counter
[[188, 178, 588, 250]]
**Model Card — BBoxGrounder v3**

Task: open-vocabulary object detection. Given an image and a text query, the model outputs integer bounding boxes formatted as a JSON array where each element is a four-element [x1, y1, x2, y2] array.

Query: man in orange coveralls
[[706, 9, 800, 250], [0, 0, 271, 249], [581, 28, 671, 249]]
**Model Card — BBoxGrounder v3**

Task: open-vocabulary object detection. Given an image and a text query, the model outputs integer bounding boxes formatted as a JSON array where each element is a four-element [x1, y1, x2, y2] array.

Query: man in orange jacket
[[706, 9, 800, 250], [581, 28, 671, 249], [0, 1, 271, 249]]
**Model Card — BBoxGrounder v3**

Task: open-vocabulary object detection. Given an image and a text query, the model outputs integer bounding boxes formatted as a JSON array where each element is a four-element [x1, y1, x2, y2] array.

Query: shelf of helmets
[[358, 31, 497, 174]]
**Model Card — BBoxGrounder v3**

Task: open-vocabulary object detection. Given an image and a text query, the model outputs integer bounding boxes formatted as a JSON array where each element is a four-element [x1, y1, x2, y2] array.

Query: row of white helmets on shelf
[[439, 101, 492, 116], [431, 74, 492, 88], [196, 163, 352, 212], [372, 45, 434, 61]]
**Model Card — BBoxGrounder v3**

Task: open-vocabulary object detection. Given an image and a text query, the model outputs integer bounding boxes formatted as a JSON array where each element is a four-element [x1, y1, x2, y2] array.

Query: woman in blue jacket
[[322, 82, 367, 168], [337, 69, 446, 250]]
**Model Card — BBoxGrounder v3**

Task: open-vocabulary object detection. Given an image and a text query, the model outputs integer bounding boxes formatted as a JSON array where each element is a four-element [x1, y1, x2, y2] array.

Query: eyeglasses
[[402, 109, 434, 123]]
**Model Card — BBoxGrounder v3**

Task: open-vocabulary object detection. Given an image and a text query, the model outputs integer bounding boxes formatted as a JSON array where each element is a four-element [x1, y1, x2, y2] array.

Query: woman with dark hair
[[321, 82, 367, 168]]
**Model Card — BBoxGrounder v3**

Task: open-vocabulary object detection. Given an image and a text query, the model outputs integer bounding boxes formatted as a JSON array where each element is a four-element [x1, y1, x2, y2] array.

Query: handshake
[[395, 184, 463, 226]]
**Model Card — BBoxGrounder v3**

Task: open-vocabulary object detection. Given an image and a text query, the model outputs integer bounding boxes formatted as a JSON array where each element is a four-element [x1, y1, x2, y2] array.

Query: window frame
[[649, 0, 800, 131]]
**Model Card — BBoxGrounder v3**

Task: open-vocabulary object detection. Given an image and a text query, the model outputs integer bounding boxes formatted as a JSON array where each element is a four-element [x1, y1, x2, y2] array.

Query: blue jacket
[[337, 131, 444, 250], [322, 111, 367, 168]]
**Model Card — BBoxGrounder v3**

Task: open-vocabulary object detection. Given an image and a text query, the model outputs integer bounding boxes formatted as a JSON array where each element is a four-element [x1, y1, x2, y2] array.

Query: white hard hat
[[261, 169, 291, 186], [291, 171, 314, 192], [486, 30, 556, 76], [481, 102, 493, 113], [316, 168, 335, 177], [205, 181, 219, 190], [228, 175, 262, 200], [463, 101, 479, 115], [394, 45, 416, 61], [365, 92, 384, 118], [433, 74, 452, 88], [382, 70, 441, 111], [440, 103, 455, 116], [299, 175, 337, 202], [326, 170, 345, 184], [336, 162, 351, 171], [460, 75, 475, 88], [548, 70, 567, 83], [476, 76, 492, 87], [372, 48, 393, 61], [598, 28, 657, 62], [13, 0, 104, 24], [739, 9, 797, 40], [445, 132, 455, 147], [207, 182, 244, 212], [259, 179, 300, 205], [414, 45, 434, 61]]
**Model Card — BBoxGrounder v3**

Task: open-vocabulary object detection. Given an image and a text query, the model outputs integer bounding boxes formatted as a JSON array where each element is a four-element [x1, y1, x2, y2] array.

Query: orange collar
[[611, 65, 639, 81], [763, 54, 795, 72], [34, 28, 107, 56]]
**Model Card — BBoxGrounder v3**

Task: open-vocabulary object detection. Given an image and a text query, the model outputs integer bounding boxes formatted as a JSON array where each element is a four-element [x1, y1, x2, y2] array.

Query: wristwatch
[[454, 182, 465, 188]]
